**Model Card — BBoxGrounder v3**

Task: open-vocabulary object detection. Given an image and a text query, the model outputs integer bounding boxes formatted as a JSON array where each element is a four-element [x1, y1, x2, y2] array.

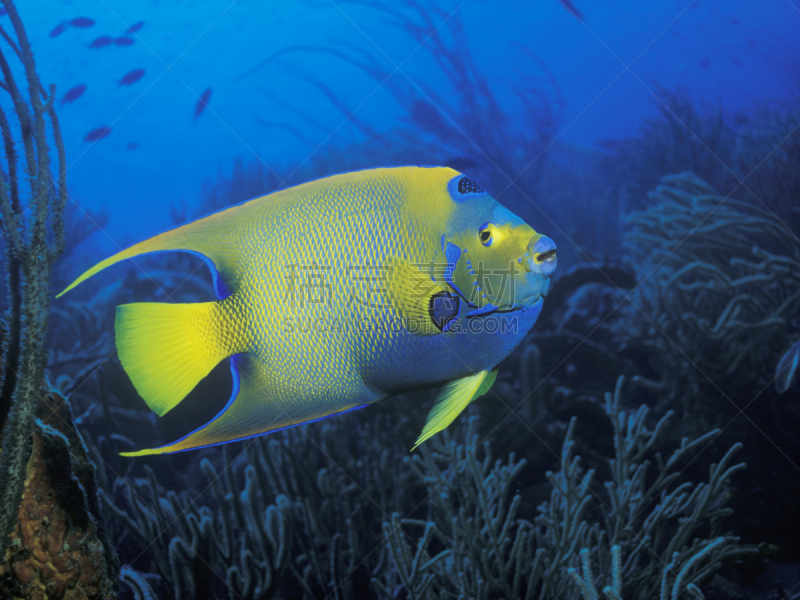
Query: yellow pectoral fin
[[411, 368, 498, 451], [120, 355, 369, 456]]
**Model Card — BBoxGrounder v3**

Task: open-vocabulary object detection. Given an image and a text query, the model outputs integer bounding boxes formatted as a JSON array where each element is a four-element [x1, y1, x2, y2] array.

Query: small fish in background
[[559, 0, 583, 19], [69, 17, 95, 28], [118, 68, 145, 86], [126, 21, 144, 33], [89, 35, 113, 50], [125, 141, 139, 150], [775, 341, 800, 394], [114, 36, 135, 46], [83, 126, 111, 142], [0, 7, 7, 16], [59, 84, 87, 107], [727, 16, 741, 26], [699, 57, 711, 68], [49, 22, 67, 38], [731, 57, 742, 66], [193, 87, 212, 120]]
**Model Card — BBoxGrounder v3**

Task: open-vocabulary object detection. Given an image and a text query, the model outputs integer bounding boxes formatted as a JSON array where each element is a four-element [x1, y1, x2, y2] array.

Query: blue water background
[[15, 0, 799, 251]]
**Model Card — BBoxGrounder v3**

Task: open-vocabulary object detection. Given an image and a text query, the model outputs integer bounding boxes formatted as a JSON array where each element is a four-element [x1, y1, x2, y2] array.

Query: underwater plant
[[95, 374, 753, 599], [98, 409, 417, 599], [0, 2, 118, 596], [380, 376, 753, 600], [623, 172, 800, 394], [599, 88, 739, 211], [240, 0, 564, 223]]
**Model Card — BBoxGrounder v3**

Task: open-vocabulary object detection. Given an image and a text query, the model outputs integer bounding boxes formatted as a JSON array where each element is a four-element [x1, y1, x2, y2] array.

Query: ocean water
[[1, 0, 799, 598]]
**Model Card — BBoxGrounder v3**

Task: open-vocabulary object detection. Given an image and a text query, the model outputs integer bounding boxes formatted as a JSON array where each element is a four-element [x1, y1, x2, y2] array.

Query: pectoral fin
[[412, 368, 498, 451]]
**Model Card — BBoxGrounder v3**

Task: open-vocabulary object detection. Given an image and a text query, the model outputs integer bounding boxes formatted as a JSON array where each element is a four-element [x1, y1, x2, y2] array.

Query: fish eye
[[478, 225, 494, 247]]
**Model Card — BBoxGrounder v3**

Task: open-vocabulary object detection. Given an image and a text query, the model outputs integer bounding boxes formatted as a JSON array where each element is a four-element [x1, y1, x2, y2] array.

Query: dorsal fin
[[57, 200, 255, 299]]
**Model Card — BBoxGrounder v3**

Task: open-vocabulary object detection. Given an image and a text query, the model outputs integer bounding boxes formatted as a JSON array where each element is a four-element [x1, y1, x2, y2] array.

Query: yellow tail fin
[[115, 301, 242, 416]]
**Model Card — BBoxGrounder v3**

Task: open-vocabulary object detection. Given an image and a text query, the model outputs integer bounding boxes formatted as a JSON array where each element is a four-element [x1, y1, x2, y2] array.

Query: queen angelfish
[[59, 166, 557, 455]]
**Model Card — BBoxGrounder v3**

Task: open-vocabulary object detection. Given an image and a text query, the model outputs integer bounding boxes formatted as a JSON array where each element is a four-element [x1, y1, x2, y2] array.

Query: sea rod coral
[[96, 374, 752, 599], [623, 172, 799, 392], [0, 2, 118, 597]]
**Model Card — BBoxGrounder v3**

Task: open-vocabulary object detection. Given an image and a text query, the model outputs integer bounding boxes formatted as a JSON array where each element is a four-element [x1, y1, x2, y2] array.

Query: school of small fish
[[39, 14, 212, 144]]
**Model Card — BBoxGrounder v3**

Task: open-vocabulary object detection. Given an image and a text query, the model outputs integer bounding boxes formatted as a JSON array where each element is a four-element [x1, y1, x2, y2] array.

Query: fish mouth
[[525, 235, 557, 277]]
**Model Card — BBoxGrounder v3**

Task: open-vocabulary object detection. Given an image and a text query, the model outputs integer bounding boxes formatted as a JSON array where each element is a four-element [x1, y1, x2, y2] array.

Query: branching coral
[[101, 412, 416, 598], [380, 376, 753, 600], [623, 172, 800, 387], [0, 2, 119, 596], [0, 0, 68, 562], [86, 362, 754, 600]]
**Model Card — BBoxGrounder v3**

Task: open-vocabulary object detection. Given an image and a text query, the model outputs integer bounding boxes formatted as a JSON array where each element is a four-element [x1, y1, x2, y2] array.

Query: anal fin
[[121, 355, 368, 456]]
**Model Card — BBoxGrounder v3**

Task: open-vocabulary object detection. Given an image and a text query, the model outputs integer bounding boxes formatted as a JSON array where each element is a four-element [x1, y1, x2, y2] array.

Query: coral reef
[[380, 377, 752, 600], [100, 409, 416, 598], [623, 172, 799, 393], [0, 390, 118, 600], [92, 373, 751, 600]]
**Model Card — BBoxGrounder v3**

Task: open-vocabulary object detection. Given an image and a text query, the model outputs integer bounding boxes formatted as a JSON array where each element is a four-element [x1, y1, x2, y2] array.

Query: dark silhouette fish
[[49, 22, 67, 38], [699, 57, 711, 68], [194, 88, 212, 120], [84, 126, 111, 142], [127, 21, 144, 33], [89, 35, 113, 49], [114, 36, 135, 46], [59, 84, 87, 107], [0, 7, 7, 16], [727, 16, 741, 25], [559, 0, 583, 18], [69, 17, 95, 28], [118, 68, 145, 86], [731, 57, 742, 66], [125, 142, 139, 150]]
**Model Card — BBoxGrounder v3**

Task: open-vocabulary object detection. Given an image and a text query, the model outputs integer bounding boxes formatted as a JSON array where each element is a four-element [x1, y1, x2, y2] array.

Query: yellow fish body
[[59, 166, 557, 455]]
